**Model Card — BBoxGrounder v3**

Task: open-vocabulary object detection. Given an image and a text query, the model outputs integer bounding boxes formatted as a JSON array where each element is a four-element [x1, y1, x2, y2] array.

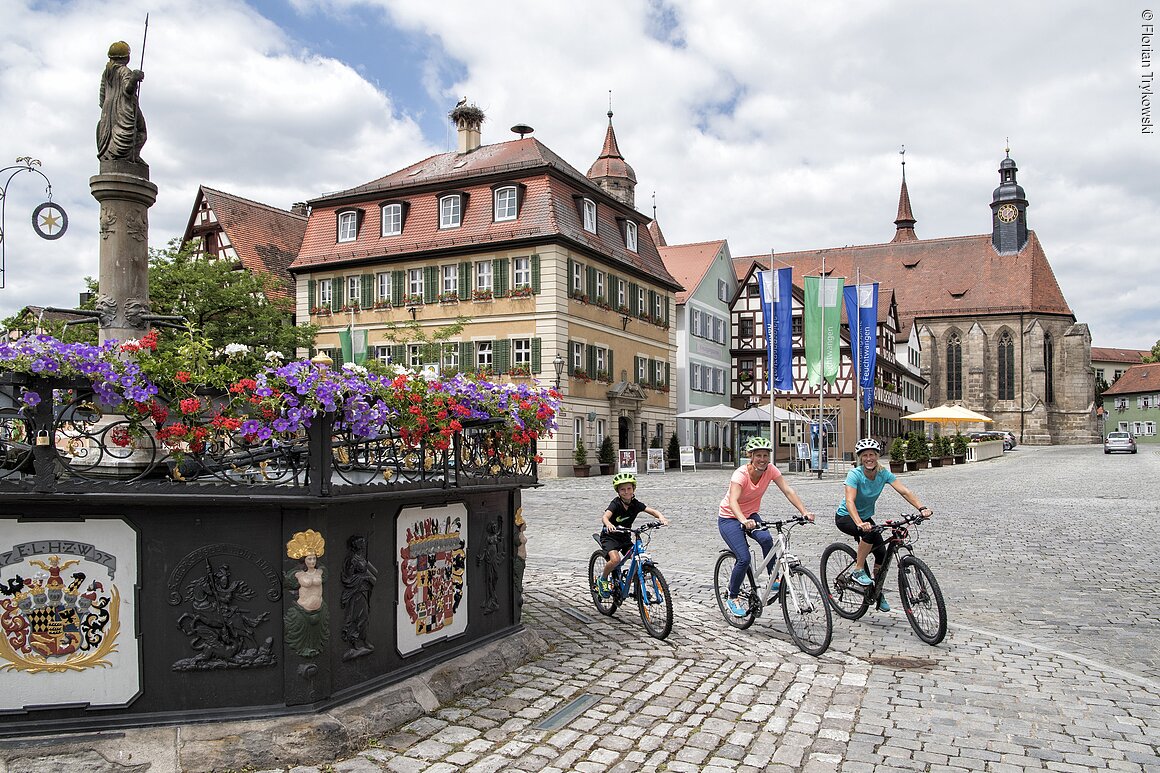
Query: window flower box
[[572, 369, 591, 383], [595, 370, 612, 383], [737, 371, 753, 382], [472, 289, 494, 302], [506, 365, 531, 378], [437, 292, 460, 304], [340, 303, 361, 313], [371, 301, 391, 311], [508, 285, 534, 299], [310, 306, 332, 316]]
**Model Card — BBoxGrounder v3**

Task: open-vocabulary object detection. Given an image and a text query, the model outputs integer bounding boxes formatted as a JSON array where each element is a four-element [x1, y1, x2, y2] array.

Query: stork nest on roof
[[449, 104, 486, 125]]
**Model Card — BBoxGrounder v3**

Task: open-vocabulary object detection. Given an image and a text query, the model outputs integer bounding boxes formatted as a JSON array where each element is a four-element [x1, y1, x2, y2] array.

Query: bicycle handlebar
[[606, 522, 666, 535], [750, 514, 813, 532], [868, 510, 932, 535]]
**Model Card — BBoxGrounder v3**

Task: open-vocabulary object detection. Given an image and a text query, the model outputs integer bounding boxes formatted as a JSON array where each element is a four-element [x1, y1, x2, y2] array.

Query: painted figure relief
[[397, 504, 467, 655], [477, 516, 505, 614], [173, 560, 275, 671], [284, 529, 328, 658], [340, 534, 377, 661]]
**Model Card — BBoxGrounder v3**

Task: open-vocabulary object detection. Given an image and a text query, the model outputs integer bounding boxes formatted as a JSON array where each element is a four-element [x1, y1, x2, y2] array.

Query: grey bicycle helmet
[[745, 436, 773, 454], [854, 437, 882, 455]]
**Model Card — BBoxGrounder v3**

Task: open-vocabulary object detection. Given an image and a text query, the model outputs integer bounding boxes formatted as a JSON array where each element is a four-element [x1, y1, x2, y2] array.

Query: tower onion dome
[[992, 155, 1026, 203], [587, 110, 637, 187]]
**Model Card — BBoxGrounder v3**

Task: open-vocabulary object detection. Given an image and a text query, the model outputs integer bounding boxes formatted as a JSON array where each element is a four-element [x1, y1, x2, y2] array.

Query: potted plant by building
[[667, 432, 680, 469], [573, 438, 590, 477], [929, 434, 944, 467], [952, 433, 969, 464], [888, 437, 907, 473], [906, 432, 929, 471], [937, 435, 954, 467], [598, 435, 615, 475]]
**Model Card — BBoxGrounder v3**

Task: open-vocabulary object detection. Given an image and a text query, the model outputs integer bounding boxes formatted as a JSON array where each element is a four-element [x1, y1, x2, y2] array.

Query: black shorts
[[835, 515, 885, 550], [599, 530, 632, 558]]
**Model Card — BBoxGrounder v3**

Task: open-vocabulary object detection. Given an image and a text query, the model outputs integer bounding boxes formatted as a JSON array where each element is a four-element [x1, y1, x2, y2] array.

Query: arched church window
[[1044, 332, 1055, 404], [997, 331, 1015, 400], [946, 333, 963, 401]]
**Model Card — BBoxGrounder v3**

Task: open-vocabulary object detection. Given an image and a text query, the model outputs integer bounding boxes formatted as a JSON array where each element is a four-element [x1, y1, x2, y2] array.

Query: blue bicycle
[[588, 522, 672, 639]]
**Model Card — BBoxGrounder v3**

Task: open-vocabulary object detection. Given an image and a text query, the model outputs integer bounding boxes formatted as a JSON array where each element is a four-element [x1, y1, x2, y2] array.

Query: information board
[[679, 445, 696, 471], [646, 448, 665, 473]]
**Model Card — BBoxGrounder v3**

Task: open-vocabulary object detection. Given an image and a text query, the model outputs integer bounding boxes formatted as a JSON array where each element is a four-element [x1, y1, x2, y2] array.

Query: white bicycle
[[712, 515, 833, 656]]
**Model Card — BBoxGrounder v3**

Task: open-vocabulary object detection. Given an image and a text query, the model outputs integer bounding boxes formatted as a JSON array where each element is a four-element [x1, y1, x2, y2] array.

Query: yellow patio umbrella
[[901, 404, 993, 428]]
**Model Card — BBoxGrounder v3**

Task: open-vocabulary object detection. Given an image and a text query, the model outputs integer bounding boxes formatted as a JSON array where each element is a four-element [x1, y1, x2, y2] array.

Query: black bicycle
[[819, 511, 947, 645]]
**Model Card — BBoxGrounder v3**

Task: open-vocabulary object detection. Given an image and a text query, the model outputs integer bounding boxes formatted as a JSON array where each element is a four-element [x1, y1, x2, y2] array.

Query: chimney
[[290, 202, 309, 217], [449, 101, 484, 154]]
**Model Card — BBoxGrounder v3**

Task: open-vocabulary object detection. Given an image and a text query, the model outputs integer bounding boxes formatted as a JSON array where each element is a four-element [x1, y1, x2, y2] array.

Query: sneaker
[[850, 569, 873, 587], [876, 595, 890, 613], [597, 578, 612, 598], [726, 597, 748, 617]]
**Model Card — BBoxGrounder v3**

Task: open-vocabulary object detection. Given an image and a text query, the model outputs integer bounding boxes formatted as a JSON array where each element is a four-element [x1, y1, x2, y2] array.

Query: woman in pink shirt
[[718, 435, 814, 617]]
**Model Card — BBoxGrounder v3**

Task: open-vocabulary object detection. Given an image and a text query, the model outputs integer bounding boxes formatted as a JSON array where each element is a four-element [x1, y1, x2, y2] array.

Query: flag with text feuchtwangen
[[757, 267, 794, 392], [804, 275, 844, 386], [844, 282, 879, 410]]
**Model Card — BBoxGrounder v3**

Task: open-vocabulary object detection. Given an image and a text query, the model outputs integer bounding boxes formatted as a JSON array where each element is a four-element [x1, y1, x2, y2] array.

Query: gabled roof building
[[1101, 362, 1159, 443]]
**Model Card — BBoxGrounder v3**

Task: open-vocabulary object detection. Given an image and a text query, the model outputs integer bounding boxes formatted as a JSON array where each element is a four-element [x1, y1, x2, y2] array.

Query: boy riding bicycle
[[836, 437, 932, 612], [719, 436, 815, 617], [597, 472, 668, 597]]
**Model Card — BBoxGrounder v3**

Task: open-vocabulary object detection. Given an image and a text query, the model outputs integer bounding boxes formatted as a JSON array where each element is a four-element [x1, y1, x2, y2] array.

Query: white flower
[[391, 364, 409, 376], [265, 350, 285, 363], [224, 343, 249, 356], [341, 363, 368, 376]]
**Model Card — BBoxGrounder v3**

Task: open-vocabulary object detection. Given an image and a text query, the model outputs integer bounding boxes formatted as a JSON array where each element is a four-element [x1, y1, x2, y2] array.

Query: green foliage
[[907, 432, 929, 462], [376, 314, 471, 369], [935, 435, 953, 457], [667, 431, 680, 463], [1145, 339, 1160, 363], [952, 433, 969, 455], [889, 436, 907, 461], [649, 435, 661, 448], [598, 434, 615, 465], [573, 438, 588, 466], [1094, 373, 1110, 406]]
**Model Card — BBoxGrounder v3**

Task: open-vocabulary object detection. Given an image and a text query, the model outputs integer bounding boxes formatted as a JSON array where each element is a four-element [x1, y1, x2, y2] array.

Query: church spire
[[892, 145, 917, 243], [586, 94, 637, 207], [990, 142, 1030, 254]]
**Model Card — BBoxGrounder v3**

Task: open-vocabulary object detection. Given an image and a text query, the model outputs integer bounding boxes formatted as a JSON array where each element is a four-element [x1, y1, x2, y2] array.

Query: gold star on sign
[[39, 211, 61, 232]]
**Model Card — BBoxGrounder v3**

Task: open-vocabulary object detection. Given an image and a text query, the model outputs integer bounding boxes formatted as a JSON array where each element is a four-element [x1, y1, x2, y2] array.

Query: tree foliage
[[1145, 339, 1160, 364]]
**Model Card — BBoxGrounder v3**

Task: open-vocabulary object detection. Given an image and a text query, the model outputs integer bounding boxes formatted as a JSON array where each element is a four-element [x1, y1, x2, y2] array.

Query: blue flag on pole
[[843, 283, 879, 411], [758, 267, 793, 392]]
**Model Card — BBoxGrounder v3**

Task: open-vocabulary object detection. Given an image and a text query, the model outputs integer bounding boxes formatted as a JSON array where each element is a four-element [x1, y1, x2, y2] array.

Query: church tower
[[990, 149, 1029, 254], [587, 110, 637, 208], [891, 148, 918, 243]]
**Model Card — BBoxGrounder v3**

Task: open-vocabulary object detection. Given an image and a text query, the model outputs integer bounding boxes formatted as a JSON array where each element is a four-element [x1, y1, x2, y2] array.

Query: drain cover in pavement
[[865, 655, 939, 669]]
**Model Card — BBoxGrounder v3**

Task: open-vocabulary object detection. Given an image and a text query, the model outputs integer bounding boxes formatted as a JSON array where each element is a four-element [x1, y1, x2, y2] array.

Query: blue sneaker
[[726, 597, 747, 617], [850, 569, 873, 587], [597, 578, 612, 598], [876, 595, 890, 613]]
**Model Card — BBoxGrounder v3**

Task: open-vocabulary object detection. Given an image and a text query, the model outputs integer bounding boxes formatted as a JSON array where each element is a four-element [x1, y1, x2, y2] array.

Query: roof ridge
[[203, 186, 306, 220], [660, 238, 726, 250]]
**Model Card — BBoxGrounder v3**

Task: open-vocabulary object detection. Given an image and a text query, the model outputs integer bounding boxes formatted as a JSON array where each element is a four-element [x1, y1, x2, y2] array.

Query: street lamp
[[552, 352, 565, 390]]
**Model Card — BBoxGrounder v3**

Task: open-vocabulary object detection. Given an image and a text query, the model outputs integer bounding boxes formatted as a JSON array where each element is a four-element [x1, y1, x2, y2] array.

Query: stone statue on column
[[96, 41, 147, 164]]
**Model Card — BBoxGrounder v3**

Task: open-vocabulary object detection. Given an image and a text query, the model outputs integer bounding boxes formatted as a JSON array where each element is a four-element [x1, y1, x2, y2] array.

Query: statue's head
[[107, 41, 130, 61]]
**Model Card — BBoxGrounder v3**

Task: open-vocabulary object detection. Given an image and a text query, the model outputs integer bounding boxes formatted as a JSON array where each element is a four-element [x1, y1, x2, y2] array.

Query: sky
[[1, 0, 1157, 349]]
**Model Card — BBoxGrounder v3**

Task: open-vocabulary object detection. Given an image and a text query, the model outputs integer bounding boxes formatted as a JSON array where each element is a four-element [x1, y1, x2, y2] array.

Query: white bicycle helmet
[[854, 437, 882, 455]]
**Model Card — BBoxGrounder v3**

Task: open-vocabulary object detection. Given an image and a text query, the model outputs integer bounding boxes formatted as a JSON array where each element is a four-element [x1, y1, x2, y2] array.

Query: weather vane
[[0, 156, 68, 289]]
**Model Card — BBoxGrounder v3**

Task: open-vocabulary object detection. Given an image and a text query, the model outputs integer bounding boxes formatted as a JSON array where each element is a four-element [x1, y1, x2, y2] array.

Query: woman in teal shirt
[[836, 438, 932, 612]]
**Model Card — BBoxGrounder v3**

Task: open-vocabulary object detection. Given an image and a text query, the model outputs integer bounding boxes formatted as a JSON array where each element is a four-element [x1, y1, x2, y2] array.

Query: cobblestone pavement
[[286, 445, 1160, 772]]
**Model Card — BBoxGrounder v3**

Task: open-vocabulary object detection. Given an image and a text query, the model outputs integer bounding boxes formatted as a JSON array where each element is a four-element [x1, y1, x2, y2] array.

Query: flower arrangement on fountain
[[0, 331, 559, 461]]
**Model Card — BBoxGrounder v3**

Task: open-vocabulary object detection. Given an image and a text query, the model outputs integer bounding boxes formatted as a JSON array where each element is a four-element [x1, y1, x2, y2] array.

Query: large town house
[[287, 107, 681, 477]]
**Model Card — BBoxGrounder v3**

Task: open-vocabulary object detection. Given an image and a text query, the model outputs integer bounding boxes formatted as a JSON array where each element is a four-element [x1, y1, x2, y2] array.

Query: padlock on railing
[[35, 430, 51, 447]]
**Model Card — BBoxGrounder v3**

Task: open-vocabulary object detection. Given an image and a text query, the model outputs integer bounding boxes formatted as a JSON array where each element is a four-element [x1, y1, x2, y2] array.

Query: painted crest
[[397, 503, 468, 655]]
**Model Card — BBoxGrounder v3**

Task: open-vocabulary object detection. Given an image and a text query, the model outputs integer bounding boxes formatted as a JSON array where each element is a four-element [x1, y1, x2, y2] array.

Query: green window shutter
[[331, 277, 342, 312], [424, 265, 438, 303], [495, 339, 510, 373], [586, 266, 596, 300], [531, 338, 541, 374], [308, 279, 316, 310], [459, 262, 472, 300], [392, 270, 405, 306], [459, 340, 474, 366], [333, 346, 345, 368], [587, 344, 596, 376], [665, 296, 671, 326], [650, 359, 657, 384], [566, 258, 573, 295], [629, 282, 639, 315], [531, 254, 540, 293], [492, 258, 507, 296], [607, 349, 614, 378], [665, 361, 671, 386], [634, 356, 643, 382], [361, 274, 373, 308], [567, 339, 575, 373], [648, 290, 657, 319]]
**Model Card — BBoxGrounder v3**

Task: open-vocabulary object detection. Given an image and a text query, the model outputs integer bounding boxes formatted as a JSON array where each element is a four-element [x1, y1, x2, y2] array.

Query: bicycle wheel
[[588, 550, 620, 616], [820, 542, 870, 620], [713, 551, 757, 630], [897, 555, 947, 645], [780, 565, 833, 656], [636, 564, 673, 640]]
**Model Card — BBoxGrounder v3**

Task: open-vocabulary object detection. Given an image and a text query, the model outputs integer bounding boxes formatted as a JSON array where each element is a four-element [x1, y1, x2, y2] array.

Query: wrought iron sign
[[0, 157, 68, 288]]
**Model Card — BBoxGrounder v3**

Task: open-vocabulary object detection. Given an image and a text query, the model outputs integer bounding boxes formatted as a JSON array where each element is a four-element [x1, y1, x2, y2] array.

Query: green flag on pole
[[338, 326, 368, 365], [804, 275, 844, 386]]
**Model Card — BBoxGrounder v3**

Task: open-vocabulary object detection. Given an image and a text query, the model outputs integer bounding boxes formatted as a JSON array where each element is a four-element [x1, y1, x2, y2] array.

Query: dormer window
[[439, 194, 463, 229], [582, 199, 597, 233], [625, 220, 638, 252], [337, 210, 359, 243], [381, 202, 404, 236], [494, 185, 518, 222]]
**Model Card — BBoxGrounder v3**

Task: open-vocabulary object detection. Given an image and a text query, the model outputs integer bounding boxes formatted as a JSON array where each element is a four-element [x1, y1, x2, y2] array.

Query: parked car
[[969, 430, 1014, 451], [1103, 431, 1137, 454], [1000, 430, 1017, 449]]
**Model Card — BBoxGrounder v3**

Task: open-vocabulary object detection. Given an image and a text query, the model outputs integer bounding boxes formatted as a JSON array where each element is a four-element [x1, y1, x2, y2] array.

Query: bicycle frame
[[601, 524, 658, 599], [858, 517, 917, 599], [740, 519, 809, 613]]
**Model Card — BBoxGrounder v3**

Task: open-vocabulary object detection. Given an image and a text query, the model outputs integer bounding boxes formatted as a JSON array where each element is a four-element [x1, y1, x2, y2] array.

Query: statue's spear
[[130, 13, 149, 161]]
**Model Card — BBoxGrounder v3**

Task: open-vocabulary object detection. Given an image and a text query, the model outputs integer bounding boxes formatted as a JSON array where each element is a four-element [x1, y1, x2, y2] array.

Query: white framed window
[[571, 341, 583, 370], [713, 316, 723, 343], [1145, 421, 1157, 436], [572, 261, 584, 294], [439, 195, 462, 229], [513, 338, 531, 367], [442, 265, 458, 295], [596, 419, 606, 448], [338, 211, 357, 242], [653, 293, 662, 320], [574, 417, 584, 449], [616, 279, 626, 308], [582, 199, 597, 233], [476, 341, 493, 369], [691, 309, 701, 338], [441, 344, 459, 373], [655, 362, 665, 385], [381, 203, 402, 236], [475, 261, 493, 291], [595, 347, 608, 373], [1133, 421, 1144, 435], [408, 344, 422, 368], [625, 220, 638, 252], [513, 256, 531, 288], [494, 186, 517, 221], [408, 268, 423, 297], [718, 279, 729, 302], [318, 278, 333, 306], [691, 363, 702, 391], [637, 287, 646, 314], [595, 271, 605, 301], [347, 275, 361, 304], [375, 346, 391, 366], [637, 357, 647, 382], [376, 272, 391, 302]]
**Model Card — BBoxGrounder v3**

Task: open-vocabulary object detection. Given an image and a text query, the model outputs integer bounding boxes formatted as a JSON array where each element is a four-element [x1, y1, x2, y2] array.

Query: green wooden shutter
[[330, 277, 342, 312], [650, 359, 657, 385], [531, 338, 541, 374], [586, 344, 596, 377], [665, 296, 671, 326], [665, 361, 671, 387], [361, 274, 373, 308], [531, 254, 540, 294], [424, 265, 438, 303], [566, 258, 574, 295], [459, 262, 472, 300], [493, 258, 507, 296], [586, 266, 596, 300], [494, 339, 510, 373], [332, 345, 345, 368], [607, 349, 614, 379], [634, 356, 643, 383], [567, 339, 575, 373], [459, 341, 474, 368], [308, 279, 316, 310], [648, 290, 657, 320], [629, 282, 639, 315], [392, 270, 404, 306]]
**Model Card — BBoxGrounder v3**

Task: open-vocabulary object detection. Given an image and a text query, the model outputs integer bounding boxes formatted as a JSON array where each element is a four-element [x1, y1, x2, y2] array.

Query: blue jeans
[[719, 514, 774, 597]]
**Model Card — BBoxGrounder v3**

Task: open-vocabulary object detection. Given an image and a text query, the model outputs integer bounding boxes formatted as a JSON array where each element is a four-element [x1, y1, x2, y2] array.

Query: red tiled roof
[[1102, 362, 1159, 395], [659, 240, 725, 304], [1091, 347, 1148, 364], [187, 187, 306, 300], [291, 138, 679, 290], [734, 230, 1073, 339], [648, 218, 667, 248]]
